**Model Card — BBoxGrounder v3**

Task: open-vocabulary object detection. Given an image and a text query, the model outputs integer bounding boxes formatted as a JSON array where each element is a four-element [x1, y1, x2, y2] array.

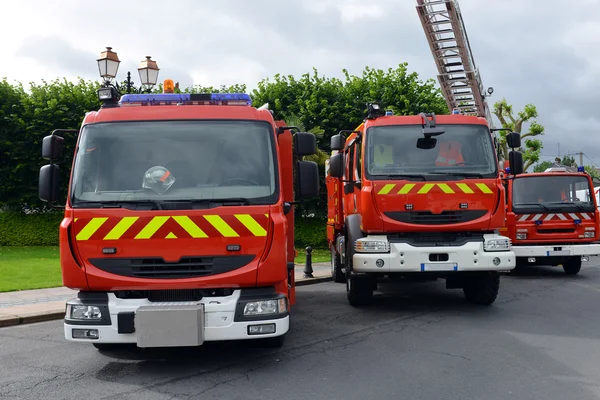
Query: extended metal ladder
[[416, 0, 493, 126]]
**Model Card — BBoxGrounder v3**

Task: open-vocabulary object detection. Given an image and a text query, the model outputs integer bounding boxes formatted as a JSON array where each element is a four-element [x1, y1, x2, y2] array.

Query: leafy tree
[[584, 166, 600, 181], [493, 99, 545, 171], [1, 78, 101, 211], [561, 155, 576, 167], [533, 160, 553, 173]]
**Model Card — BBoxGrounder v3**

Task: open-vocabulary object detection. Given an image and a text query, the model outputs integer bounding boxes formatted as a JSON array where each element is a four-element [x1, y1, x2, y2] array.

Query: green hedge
[[0, 212, 63, 246], [0, 213, 328, 249], [294, 217, 328, 249]]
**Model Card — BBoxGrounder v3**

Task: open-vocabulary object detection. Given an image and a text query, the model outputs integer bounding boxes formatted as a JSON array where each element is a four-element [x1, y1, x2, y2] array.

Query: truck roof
[[364, 114, 488, 127], [82, 104, 273, 125], [514, 172, 588, 178]]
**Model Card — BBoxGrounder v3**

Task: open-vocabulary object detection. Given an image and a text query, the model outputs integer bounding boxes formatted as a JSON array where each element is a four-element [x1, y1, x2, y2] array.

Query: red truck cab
[[38, 89, 319, 349], [327, 108, 523, 306], [503, 167, 600, 274]]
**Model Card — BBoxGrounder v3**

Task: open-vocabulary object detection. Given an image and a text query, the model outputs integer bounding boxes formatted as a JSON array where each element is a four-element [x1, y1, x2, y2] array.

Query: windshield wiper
[[543, 201, 587, 210], [381, 174, 428, 181], [428, 171, 486, 178], [163, 198, 252, 206], [516, 202, 551, 212], [72, 200, 163, 210]]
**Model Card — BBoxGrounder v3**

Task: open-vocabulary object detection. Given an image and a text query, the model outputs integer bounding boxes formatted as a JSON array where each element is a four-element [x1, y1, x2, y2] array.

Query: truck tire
[[330, 246, 345, 283], [347, 276, 374, 306], [463, 272, 499, 305], [562, 257, 582, 275]]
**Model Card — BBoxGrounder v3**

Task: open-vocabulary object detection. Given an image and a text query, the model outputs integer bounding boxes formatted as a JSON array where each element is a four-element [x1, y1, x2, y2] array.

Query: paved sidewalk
[[0, 262, 331, 328]]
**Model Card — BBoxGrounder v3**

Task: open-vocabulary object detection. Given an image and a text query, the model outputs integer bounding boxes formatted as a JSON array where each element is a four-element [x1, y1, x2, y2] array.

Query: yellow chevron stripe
[[378, 184, 396, 195], [173, 216, 208, 238], [166, 232, 177, 239], [104, 216, 138, 240], [74, 218, 78, 222], [135, 216, 169, 239], [475, 183, 493, 194], [76, 218, 108, 241], [437, 183, 455, 194], [205, 215, 239, 237], [235, 214, 267, 236], [417, 183, 435, 194], [456, 183, 474, 194], [398, 184, 415, 194]]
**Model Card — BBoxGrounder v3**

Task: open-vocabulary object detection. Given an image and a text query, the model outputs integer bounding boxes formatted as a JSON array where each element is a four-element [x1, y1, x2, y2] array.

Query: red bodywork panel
[[60, 103, 295, 305], [327, 114, 505, 243], [504, 172, 599, 244]]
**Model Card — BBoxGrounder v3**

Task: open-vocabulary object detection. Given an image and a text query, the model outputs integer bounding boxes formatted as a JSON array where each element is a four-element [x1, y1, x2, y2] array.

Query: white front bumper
[[513, 243, 600, 258], [64, 290, 289, 345], [353, 234, 515, 273]]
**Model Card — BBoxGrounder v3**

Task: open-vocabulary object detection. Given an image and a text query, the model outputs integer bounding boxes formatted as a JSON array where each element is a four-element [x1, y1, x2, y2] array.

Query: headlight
[[69, 305, 102, 320], [354, 239, 390, 253], [484, 238, 510, 252], [243, 298, 287, 316], [516, 233, 527, 240], [584, 231, 595, 238]]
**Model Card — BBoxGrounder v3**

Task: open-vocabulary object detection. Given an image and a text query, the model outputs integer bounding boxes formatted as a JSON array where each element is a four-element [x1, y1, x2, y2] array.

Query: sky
[[1, 0, 599, 167]]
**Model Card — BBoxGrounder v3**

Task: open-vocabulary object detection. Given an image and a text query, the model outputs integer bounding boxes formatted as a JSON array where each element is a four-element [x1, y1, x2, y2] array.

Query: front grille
[[388, 232, 485, 247], [90, 255, 255, 279], [385, 210, 487, 225], [131, 258, 211, 278], [114, 288, 234, 302]]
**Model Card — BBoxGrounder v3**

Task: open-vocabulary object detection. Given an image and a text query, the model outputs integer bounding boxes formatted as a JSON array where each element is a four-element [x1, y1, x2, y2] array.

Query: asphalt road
[[2, 264, 600, 400]]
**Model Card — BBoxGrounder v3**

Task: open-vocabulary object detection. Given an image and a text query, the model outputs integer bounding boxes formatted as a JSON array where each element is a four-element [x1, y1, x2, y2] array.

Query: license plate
[[547, 250, 571, 256], [420, 263, 458, 271], [135, 303, 204, 348]]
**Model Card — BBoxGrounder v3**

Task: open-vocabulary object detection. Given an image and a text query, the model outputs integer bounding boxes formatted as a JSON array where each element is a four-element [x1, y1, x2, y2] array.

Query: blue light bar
[[385, 110, 393, 116], [578, 166, 585, 172], [505, 167, 511, 174], [119, 93, 252, 106]]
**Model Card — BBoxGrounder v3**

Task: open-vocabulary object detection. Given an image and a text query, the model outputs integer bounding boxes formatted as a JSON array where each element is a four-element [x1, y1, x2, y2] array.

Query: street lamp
[[97, 47, 120, 82], [138, 56, 160, 90], [96, 47, 160, 97]]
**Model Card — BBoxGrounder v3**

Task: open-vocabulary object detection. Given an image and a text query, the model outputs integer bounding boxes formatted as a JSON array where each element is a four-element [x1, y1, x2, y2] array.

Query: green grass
[[0, 246, 62, 292], [294, 248, 329, 264], [0, 246, 329, 293]]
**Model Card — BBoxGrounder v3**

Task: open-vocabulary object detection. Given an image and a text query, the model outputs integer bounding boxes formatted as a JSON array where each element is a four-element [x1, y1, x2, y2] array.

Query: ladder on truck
[[416, 0, 494, 127]]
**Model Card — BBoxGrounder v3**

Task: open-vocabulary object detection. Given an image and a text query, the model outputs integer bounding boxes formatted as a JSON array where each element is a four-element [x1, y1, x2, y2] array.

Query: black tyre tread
[[563, 258, 582, 275], [463, 272, 500, 305], [347, 277, 374, 306], [331, 247, 346, 283]]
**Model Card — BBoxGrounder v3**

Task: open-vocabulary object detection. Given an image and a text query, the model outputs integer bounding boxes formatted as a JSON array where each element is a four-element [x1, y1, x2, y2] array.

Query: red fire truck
[[38, 84, 319, 349], [326, 106, 523, 306], [503, 165, 600, 274]]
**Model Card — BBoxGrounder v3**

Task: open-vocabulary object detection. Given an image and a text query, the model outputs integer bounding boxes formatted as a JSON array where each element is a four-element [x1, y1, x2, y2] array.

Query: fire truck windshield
[[70, 120, 278, 207], [512, 175, 595, 211], [365, 124, 497, 180]]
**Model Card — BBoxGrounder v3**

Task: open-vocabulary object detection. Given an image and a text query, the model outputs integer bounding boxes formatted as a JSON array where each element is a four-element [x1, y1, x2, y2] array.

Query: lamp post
[[96, 47, 159, 96]]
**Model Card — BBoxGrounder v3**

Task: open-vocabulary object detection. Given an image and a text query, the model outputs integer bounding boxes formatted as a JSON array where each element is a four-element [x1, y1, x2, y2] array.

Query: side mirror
[[506, 132, 521, 149], [329, 153, 344, 178], [42, 135, 65, 160], [417, 137, 437, 150], [330, 134, 345, 151], [39, 164, 61, 203], [509, 150, 524, 175], [294, 132, 317, 157], [296, 160, 319, 199]]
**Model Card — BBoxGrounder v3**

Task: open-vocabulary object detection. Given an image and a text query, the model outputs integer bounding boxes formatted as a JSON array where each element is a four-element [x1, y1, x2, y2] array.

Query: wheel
[[562, 257, 582, 275], [463, 272, 500, 305], [330, 246, 345, 283], [347, 276, 374, 306]]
